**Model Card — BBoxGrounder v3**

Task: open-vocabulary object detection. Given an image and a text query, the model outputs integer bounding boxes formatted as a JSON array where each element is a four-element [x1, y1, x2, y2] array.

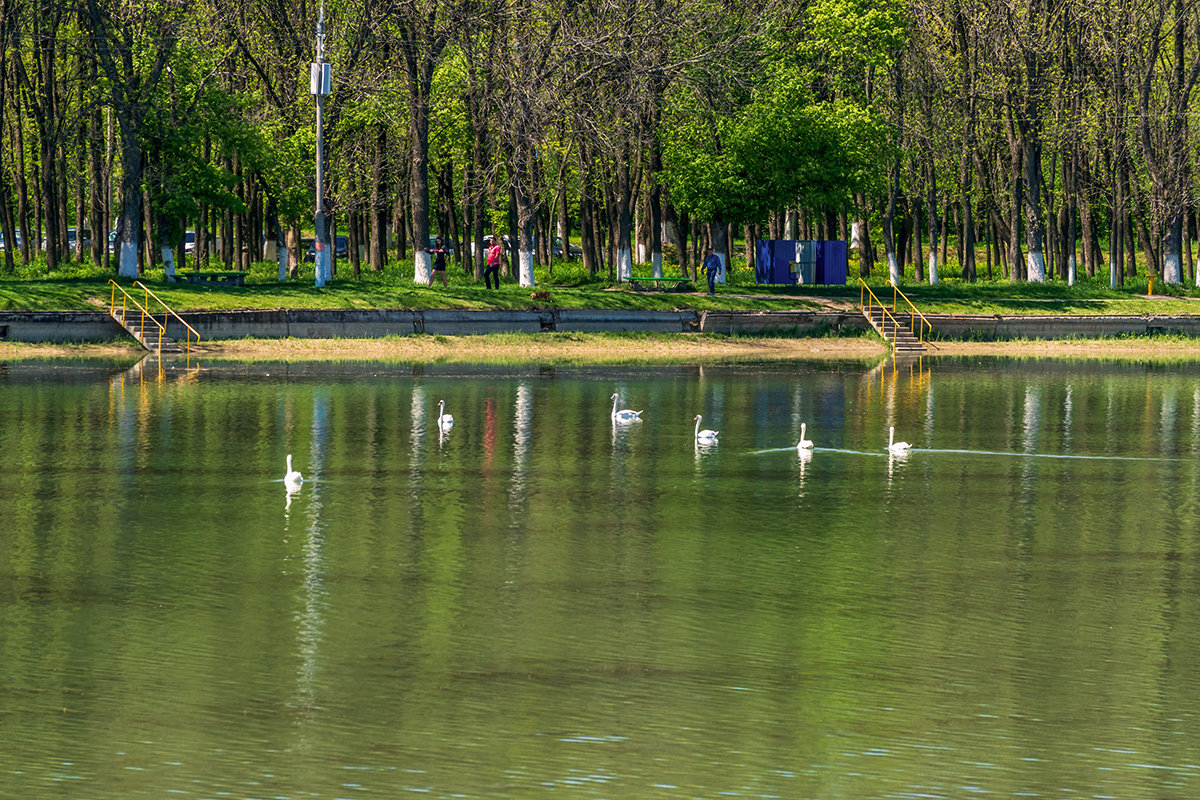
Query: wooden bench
[[170, 271, 246, 287]]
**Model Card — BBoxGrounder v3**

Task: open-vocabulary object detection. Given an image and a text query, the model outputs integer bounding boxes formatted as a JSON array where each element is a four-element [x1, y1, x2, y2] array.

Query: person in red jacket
[[485, 236, 506, 289]]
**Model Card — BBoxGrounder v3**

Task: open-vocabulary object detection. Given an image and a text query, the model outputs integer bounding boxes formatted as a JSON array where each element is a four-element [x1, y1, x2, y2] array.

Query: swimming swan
[[437, 400, 454, 429], [285, 454, 304, 491], [610, 393, 643, 422], [888, 426, 911, 454], [694, 414, 719, 443], [797, 422, 813, 451]]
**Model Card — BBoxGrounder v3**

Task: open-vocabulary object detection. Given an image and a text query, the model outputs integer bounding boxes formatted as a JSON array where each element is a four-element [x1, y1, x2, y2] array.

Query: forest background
[[0, 0, 1197, 292]]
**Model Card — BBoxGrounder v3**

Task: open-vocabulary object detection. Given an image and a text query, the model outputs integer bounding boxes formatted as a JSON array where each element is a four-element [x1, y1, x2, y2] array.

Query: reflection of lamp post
[[311, 0, 332, 287], [289, 390, 330, 732]]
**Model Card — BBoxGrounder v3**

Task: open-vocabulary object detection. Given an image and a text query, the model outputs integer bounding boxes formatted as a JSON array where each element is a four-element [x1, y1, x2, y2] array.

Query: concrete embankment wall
[[0, 308, 710, 342], [3, 307, 1200, 344], [924, 313, 1200, 339]]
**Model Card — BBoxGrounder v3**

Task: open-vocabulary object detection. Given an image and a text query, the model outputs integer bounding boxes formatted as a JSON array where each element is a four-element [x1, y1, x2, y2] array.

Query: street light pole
[[312, 0, 331, 287]]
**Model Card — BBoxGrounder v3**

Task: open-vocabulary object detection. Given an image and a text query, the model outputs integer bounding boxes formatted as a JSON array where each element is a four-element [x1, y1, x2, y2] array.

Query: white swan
[[285, 454, 304, 491], [610, 393, 643, 422], [888, 426, 911, 454], [694, 414, 719, 443], [797, 422, 813, 451], [437, 400, 454, 429]]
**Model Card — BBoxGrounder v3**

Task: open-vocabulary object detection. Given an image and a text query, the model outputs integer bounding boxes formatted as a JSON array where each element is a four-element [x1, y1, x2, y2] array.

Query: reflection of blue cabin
[[755, 240, 848, 285]]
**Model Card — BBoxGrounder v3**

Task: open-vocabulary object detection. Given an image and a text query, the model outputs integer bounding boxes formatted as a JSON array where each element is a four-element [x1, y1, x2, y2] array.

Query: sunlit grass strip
[[3, 256, 1200, 314]]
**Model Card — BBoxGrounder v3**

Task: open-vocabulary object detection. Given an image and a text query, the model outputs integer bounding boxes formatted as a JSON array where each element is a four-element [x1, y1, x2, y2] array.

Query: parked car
[[470, 234, 515, 257], [553, 237, 582, 258], [106, 229, 208, 253], [0, 230, 22, 250], [41, 227, 91, 251], [304, 235, 349, 261]]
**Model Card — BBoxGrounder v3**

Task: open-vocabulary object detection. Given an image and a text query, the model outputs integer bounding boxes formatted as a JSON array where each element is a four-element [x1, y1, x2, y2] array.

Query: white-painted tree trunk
[[617, 247, 632, 281], [928, 252, 938, 285], [850, 221, 867, 252], [716, 252, 727, 284], [519, 249, 535, 287], [278, 242, 288, 281], [888, 252, 900, 285], [161, 246, 176, 279], [1068, 255, 1076, 286], [1163, 252, 1182, 285], [413, 250, 431, 285], [315, 251, 330, 287], [652, 252, 662, 279], [1026, 251, 1045, 282], [119, 240, 138, 278], [637, 241, 647, 264]]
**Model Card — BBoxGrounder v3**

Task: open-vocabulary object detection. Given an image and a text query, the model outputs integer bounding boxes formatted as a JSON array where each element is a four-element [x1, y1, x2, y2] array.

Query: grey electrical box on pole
[[312, 0, 332, 288], [310, 63, 331, 96]]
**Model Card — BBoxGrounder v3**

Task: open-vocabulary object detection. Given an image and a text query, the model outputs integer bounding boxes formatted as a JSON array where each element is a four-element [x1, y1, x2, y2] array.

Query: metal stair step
[[110, 312, 184, 354], [862, 307, 927, 354]]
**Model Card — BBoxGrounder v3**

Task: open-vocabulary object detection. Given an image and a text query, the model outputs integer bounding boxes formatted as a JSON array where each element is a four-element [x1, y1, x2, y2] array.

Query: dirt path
[[7, 333, 1200, 363]]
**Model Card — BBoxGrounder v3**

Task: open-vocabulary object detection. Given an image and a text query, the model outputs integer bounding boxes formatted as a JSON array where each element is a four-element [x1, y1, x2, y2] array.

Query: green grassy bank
[[2, 256, 1200, 316]]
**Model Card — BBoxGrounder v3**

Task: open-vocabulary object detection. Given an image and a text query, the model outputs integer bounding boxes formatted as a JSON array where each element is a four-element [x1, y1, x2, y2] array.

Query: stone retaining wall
[[923, 313, 1200, 339], [4, 307, 1200, 344]]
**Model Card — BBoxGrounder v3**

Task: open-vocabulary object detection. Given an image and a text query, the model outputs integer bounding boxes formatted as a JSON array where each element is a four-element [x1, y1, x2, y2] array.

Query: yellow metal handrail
[[888, 281, 933, 345], [109, 280, 167, 352], [108, 280, 201, 354], [135, 281, 201, 352], [857, 278, 905, 352]]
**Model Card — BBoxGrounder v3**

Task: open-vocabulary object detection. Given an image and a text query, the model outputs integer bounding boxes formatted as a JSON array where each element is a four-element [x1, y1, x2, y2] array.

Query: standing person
[[702, 247, 722, 296], [426, 237, 448, 287], [484, 235, 505, 290]]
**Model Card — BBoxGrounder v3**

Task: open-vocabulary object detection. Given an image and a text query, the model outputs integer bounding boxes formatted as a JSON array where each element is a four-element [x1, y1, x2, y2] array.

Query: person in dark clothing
[[702, 247, 722, 296], [484, 236, 506, 289], [427, 237, 448, 287]]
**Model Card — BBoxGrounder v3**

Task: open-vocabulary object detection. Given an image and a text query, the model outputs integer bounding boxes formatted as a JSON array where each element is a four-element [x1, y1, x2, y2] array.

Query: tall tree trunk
[[0, 0, 14, 272], [114, 124, 142, 278], [1187, 205, 1196, 285], [441, 160, 460, 266], [648, 137, 664, 279], [956, 12, 977, 284], [913, 201, 924, 283], [407, 56, 435, 284], [370, 125, 388, 271], [512, 142, 537, 287], [925, 160, 939, 285], [13, 78, 31, 265], [1022, 135, 1045, 282], [87, 54, 104, 266]]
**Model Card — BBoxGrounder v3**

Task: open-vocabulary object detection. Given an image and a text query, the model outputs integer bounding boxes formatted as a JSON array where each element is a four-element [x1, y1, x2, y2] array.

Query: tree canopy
[[0, 0, 1196, 285]]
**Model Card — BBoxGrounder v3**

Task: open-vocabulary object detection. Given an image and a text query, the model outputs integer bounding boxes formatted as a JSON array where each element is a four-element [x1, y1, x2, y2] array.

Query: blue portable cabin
[[754, 239, 847, 285], [814, 240, 847, 285]]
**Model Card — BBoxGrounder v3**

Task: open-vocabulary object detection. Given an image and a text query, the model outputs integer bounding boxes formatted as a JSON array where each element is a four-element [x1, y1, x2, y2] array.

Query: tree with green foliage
[[82, 0, 184, 278]]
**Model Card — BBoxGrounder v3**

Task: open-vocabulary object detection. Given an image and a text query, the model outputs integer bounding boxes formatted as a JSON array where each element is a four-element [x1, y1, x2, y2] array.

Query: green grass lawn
[[1, 251, 1199, 316]]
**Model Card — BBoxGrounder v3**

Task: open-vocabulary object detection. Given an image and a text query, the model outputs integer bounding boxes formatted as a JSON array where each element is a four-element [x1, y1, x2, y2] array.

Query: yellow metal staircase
[[108, 280, 200, 354], [858, 279, 934, 355]]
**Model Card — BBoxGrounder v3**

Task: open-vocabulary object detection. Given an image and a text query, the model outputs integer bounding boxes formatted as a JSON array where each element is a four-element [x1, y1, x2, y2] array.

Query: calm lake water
[[4, 354, 1200, 799]]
